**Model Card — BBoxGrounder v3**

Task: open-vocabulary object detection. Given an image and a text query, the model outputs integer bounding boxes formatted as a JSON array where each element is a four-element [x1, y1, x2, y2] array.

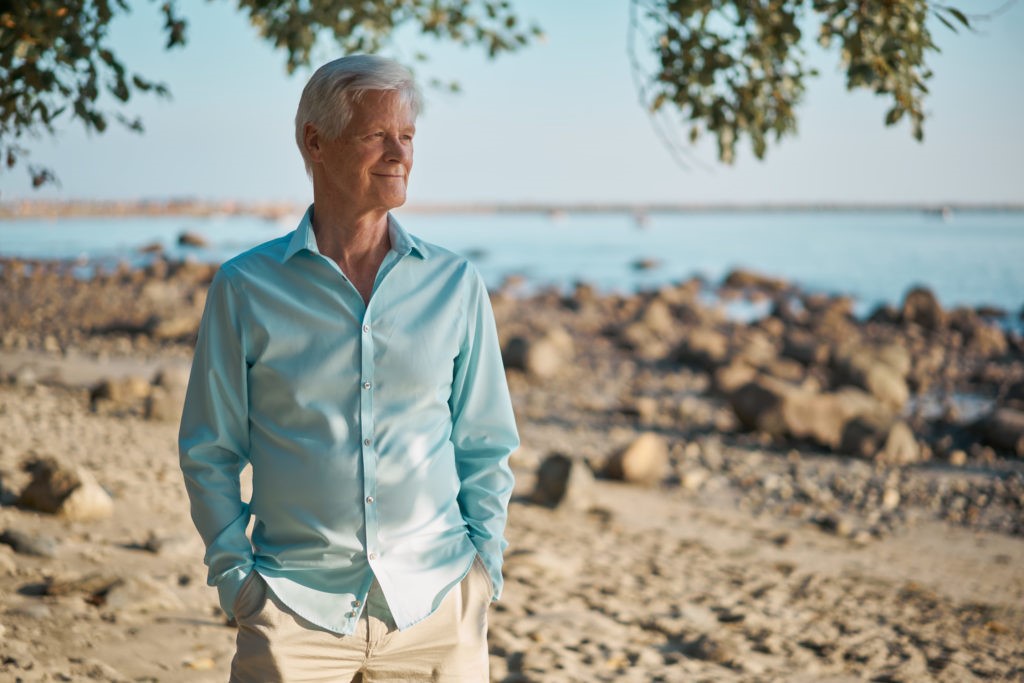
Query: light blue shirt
[[178, 205, 518, 635]]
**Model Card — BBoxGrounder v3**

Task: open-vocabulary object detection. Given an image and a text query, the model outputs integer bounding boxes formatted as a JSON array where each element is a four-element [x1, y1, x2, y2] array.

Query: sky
[[6, 0, 1024, 205]]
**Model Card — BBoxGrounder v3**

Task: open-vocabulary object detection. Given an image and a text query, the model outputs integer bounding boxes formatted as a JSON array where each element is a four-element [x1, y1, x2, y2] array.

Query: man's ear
[[303, 123, 322, 163]]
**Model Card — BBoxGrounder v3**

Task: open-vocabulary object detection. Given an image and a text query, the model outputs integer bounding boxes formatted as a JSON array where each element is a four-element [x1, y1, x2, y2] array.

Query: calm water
[[1, 210, 1022, 319]]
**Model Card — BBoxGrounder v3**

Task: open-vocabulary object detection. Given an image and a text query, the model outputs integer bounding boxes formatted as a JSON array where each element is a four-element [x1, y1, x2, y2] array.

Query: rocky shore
[[1, 255, 1022, 681]]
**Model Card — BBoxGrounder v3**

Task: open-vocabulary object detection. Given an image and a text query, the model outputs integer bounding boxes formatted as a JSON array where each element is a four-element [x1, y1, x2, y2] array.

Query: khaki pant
[[229, 559, 492, 682]]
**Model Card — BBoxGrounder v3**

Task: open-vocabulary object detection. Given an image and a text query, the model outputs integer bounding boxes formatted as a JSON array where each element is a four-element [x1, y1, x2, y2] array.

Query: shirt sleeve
[[449, 266, 519, 601], [178, 266, 254, 619]]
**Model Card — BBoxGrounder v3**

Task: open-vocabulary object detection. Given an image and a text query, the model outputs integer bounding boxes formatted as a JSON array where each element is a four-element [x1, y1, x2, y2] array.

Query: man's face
[[306, 89, 416, 214]]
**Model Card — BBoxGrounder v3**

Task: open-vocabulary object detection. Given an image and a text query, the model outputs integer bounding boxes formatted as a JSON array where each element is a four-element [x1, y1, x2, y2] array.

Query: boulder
[[782, 330, 829, 367], [503, 327, 574, 379], [832, 344, 911, 411], [729, 377, 886, 450], [672, 327, 730, 370], [977, 408, 1024, 457], [901, 286, 945, 331], [604, 433, 670, 486], [840, 415, 922, 464], [16, 457, 114, 522], [722, 268, 788, 292], [89, 375, 151, 409], [145, 312, 201, 340], [530, 453, 594, 510], [177, 231, 209, 247]]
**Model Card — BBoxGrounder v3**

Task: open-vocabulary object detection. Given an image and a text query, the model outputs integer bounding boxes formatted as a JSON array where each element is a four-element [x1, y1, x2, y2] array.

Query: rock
[[145, 311, 201, 340], [977, 408, 1024, 457], [713, 361, 758, 396], [638, 298, 675, 336], [0, 528, 58, 557], [730, 377, 887, 450], [901, 286, 945, 331], [177, 230, 209, 247], [604, 433, 669, 486], [832, 344, 910, 411], [16, 457, 114, 521], [104, 575, 185, 613], [45, 571, 124, 598], [145, 386, 182, 422], [503, 328, 574, 379], [138, 241, 164, 254], [90, 375, 152, 409], [840, 415, 922, 464], [722, 269, 788, 293], [782, 330, 829, 367], [673, 327, 730, 370], [631, 258, 660, 271], [530, 453, 594, 510]]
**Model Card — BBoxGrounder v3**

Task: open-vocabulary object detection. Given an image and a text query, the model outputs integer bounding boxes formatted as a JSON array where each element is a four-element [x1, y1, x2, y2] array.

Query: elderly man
[[179, 55, 518, 682]]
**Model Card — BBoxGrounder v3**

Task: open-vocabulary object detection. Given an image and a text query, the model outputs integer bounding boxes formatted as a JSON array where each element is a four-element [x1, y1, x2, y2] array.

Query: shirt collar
[[283, 204, 427, 262]]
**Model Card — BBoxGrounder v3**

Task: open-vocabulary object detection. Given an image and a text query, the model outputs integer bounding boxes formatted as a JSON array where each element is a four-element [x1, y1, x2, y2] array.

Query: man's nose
[[384, 135, 411, 162]]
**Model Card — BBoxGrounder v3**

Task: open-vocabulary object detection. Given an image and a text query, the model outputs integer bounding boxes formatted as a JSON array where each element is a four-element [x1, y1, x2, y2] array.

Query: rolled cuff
[[214, 564, 253, 620]]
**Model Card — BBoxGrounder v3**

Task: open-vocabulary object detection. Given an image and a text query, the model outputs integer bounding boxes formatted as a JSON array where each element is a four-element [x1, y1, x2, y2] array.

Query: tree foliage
[[0, 0, 984, 188], [629, 0, 973, 165], [0, 0, 539, 188]]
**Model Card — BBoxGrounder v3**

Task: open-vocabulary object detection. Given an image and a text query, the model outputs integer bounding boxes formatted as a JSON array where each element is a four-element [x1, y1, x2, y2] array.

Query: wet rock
[[723, 268, 788, 293], [17, 457, 114, 521], [177, 230, 209, 247], [530, 453, 594, 510], [604, 433, 669, 486], [901, 286, 945, 331], [977, 408, 1024, 457], [0, 528, 58, 557]]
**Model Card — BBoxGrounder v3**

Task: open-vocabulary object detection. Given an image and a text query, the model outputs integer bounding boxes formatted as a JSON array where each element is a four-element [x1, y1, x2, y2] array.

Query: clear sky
[[7, 0, 1024, 204]]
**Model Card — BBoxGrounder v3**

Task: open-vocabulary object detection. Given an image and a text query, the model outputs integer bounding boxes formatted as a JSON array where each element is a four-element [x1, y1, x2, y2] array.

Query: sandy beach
[[1, 256, 1022, 682]]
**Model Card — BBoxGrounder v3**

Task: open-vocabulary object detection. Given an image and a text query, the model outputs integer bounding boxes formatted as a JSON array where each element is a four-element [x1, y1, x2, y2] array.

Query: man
[[179, 55, 519, 682]]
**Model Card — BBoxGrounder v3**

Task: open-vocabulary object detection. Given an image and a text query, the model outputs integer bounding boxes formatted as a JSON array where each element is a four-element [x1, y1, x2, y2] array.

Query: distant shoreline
[[1, 199, 1023, 220]]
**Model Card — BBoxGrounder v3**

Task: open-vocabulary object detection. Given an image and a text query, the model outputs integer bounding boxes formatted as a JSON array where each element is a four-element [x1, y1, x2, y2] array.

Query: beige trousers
[[229, 559, 492, 683]]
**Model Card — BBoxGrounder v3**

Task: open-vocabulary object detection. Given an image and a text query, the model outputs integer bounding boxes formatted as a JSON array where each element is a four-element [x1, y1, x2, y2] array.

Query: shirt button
[[362, 324, 370, 333], [353, 599, 362, 607], [363, 438, 371, 446], [368, 552, 377, 560], [363, 381, 371, 390], [366, 496, 374, 504]]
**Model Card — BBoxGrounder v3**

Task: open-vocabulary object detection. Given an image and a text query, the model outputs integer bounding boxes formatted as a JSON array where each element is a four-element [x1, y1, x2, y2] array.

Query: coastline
[[1, 255, 1022, 680]]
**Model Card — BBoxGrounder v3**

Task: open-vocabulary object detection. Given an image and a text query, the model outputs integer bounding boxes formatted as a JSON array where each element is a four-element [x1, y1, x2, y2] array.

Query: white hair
[[295, 55, 423, 176]]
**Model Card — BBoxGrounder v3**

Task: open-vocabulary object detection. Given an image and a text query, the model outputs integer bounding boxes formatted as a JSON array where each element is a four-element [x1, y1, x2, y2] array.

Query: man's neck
[[310, 200, 392, 304]]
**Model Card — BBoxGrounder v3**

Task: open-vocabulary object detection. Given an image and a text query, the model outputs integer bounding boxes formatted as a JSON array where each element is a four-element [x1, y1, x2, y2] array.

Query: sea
[[1, 209, 1022, 326]]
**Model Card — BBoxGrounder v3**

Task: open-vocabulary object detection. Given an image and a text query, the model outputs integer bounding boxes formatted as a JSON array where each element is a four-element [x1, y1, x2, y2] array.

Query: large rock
[[145, 365, 190, 421], [901, 286, 945, 331], [16, 457, 114, 522], [977, 408, 1024, 457], [831, 344, 911, 411], [672, 327, 730, 370], [604, 433, 670, 486], [89, 375, 152, 409], [722, 268, 788, 292], [530, 453, 594, 510], [840, 415, 922, 464], [782, 329, 829, 367], [503, 327, 574, 379], [729, 377, 886, 450]]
